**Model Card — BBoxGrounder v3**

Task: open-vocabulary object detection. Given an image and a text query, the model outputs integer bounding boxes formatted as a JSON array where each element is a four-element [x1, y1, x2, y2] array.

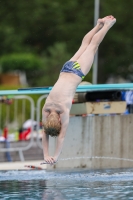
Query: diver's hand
[[53, 156, 58, 163], [41, 156, 57, 165], [44, 156, 55, 164]]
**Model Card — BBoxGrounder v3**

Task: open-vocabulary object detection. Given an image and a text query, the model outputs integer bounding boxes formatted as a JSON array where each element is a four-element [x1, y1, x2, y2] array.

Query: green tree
[[39, 42, 71, 86], [0, 53, 43, 86], [99, 0, 133, 82], [1, 0, 133, 84], [0, 0, 94, 54]]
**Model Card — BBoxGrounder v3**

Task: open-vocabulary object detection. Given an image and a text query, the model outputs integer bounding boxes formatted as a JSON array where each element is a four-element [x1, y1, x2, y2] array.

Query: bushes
[[0, 44, 71, 86], [0, 53, 43, 86], [39, 42, 71, 86], [0, 43, 92, 87]]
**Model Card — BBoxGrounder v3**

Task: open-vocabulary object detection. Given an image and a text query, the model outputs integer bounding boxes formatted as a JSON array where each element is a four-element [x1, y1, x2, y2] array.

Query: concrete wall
[[1, 115, 133, 170], [49, 114, 133, 169]]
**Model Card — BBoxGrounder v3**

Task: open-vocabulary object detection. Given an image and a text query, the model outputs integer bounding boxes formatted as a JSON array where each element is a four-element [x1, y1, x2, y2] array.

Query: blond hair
[[43, 112, 61, 137]]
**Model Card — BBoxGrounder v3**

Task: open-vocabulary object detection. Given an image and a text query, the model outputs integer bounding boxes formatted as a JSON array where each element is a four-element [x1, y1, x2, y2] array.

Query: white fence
[[0, 95, 42, 161]]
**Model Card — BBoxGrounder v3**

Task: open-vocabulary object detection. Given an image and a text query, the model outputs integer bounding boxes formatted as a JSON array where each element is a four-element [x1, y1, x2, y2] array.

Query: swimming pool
[[0, 168, 133, 200]]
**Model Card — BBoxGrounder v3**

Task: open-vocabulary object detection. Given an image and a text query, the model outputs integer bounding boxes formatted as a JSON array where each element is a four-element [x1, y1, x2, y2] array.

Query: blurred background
[[1, 0, 133, 166], [0, 0, 133, 89]]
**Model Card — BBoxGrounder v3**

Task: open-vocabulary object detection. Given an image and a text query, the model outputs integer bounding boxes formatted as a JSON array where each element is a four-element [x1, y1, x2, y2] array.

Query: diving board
[[0, 83, 133, 95]]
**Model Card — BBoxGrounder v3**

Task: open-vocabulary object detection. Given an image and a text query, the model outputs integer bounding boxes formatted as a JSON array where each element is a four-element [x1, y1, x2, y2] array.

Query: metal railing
[[0, 95, 35, 161]]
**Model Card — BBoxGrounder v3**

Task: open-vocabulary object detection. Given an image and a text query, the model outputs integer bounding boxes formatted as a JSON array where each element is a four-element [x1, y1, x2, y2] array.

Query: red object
[[3, 127, 8, 139], [19, 128, 31, 140], [24, 165, 43, 170], [72, 99, 75, 104]]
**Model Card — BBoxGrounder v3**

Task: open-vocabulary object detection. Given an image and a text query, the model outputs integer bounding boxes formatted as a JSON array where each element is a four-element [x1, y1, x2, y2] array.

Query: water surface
[[0, 168, 133, 200]]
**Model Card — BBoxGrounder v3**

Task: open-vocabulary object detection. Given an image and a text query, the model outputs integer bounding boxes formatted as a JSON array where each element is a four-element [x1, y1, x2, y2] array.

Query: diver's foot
[[104, 16, 116, 29], [97, 15, 116, 29]]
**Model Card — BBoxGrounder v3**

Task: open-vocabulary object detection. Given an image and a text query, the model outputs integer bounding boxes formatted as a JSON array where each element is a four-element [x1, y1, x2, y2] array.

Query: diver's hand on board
[[40, 156, 57, 165]]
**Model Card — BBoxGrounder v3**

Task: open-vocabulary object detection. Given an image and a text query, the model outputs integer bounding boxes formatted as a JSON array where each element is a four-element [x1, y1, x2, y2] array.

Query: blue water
[[0, 168, 133, 200]]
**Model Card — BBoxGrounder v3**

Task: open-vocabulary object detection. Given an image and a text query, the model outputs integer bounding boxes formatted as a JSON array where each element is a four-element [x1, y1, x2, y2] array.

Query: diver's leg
[[77, 17, 116, 75], [69, 18, 105, 61]]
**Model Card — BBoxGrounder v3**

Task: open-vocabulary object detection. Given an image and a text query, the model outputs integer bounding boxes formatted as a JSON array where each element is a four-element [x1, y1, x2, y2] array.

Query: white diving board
[[0, 83, 133, 95]]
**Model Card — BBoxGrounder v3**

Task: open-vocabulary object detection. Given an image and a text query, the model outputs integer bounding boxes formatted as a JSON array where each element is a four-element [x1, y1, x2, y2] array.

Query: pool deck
[[0, 160, 47, 170]]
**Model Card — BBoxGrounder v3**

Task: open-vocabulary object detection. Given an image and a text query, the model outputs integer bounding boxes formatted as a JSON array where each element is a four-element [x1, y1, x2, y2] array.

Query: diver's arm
[[53, 112, 69, 162], [42, 131, 54, 163]]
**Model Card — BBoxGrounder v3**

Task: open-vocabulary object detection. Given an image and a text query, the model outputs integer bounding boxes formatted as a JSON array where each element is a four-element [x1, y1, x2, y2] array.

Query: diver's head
[[43, 111, 61, 137]]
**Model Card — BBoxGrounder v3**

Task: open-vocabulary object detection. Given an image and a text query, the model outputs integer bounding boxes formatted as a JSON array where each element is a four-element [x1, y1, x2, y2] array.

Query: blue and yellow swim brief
[[60, 61, 85, 80]]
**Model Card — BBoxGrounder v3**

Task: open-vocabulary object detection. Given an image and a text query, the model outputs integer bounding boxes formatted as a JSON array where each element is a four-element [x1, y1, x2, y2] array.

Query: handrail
[[0, 95, 35, 161]]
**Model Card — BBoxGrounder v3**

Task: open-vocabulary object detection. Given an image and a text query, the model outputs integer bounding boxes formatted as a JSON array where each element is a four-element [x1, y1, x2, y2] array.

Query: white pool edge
[[0, 160, 47, 170]]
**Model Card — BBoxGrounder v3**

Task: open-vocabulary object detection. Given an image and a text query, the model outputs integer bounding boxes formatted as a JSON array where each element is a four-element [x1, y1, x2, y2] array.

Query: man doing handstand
[[42, 15, 116, 164]]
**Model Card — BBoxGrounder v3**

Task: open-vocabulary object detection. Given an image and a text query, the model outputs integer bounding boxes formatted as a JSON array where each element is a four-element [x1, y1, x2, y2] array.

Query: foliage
[[39, 42, 71, 86], [0, 53, 43, 86], [99, 0, 133, 82], [0, 0, 133, 83], [0, 0, 94, 85]]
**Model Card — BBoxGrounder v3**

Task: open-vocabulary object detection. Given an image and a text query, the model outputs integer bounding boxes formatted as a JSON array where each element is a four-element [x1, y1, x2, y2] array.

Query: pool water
[[0, 168, 133, 200]]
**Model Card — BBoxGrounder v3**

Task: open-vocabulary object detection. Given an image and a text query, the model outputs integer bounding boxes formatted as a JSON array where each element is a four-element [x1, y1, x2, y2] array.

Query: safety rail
[[0, 95, 35, 161]]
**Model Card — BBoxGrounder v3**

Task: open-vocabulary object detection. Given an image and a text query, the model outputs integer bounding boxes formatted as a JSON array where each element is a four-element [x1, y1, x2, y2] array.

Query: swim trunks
[[60, 61, 85, 80]]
